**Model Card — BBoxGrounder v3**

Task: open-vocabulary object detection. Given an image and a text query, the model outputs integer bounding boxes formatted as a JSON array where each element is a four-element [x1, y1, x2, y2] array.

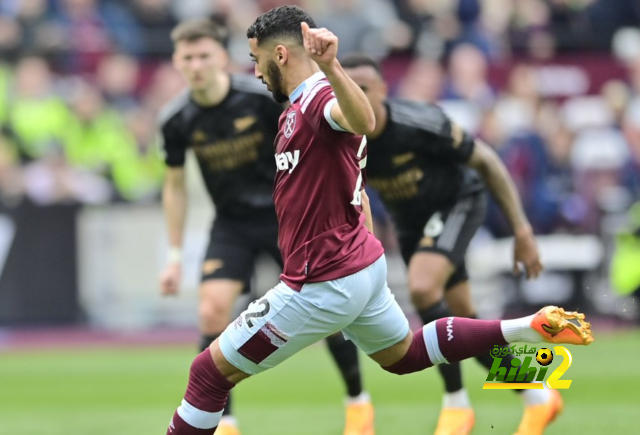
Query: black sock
[[199, 334, 220, 353], [469, 314, 525, 394], [418, 302, 463, 393], [325, 334, 363, 398], [222, 392, 233, 417], [199, 333, 234, 415]]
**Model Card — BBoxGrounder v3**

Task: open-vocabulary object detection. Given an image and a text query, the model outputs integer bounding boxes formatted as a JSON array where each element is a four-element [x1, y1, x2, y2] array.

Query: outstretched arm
[[468, 139, 543, 279], [300, 22, 375, 135]]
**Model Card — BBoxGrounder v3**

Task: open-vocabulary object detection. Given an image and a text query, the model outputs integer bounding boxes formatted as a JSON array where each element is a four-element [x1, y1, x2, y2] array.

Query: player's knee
[[382, 329, 432, 375], [199, 301, 233, 334], [448, 302, 475, 318], [409, 279, 444, 308]]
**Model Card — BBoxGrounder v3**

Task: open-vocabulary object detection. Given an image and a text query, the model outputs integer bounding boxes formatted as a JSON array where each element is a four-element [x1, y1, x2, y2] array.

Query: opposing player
[[340, 55, 555, 435], [158, 19, 374, 435], [164, 7, 593, 435]]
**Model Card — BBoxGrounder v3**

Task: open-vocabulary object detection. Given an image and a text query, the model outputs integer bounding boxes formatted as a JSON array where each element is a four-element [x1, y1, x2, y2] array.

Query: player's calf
[[379, 308, 593, 376], [167, 350, 236, 435]]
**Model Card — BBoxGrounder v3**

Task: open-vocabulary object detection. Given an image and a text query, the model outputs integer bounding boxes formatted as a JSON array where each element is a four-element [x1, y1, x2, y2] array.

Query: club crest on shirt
[[284, 111, 296, 138]]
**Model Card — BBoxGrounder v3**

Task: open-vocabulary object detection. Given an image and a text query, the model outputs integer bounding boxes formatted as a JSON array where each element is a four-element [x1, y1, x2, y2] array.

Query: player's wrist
[[317, 58, 341, 76], [168, 247, 183, 265], [514, 224, 533, 240]]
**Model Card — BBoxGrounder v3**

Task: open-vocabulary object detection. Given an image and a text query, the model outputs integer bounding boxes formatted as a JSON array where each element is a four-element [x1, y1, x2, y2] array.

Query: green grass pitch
[[0, 330, 636, 434]]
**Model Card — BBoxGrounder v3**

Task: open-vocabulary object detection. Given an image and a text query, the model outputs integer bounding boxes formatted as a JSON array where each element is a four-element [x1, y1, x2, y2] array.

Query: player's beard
[[266, 60, 288, 103]]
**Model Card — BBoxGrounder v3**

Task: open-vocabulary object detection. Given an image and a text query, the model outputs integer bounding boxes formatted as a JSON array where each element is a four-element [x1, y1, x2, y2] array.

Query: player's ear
[[275, 44, 288, 66]]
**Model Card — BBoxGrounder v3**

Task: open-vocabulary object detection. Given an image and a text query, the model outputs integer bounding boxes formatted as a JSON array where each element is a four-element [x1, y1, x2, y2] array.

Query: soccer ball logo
[[536, 348, 554, 366]]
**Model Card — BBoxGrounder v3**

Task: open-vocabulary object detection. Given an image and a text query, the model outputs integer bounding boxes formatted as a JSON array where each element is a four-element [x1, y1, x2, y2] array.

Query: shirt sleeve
[[415, 106, 475, 163], [300, 82, 350, 136], [159, 117, 186, 167]]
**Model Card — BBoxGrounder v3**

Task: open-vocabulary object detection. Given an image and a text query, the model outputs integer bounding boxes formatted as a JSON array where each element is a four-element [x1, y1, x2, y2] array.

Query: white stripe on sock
[[500, 315, 540, 343], [522, 386, 551, 406], [443, 388, 471, 408], [423, 322, 449, 365], [177, 399, 223, 429]]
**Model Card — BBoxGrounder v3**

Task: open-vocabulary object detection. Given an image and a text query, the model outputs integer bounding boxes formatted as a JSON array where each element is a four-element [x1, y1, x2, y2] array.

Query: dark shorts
[[398, 191, 487, 290], [202, 210, 282, 294]]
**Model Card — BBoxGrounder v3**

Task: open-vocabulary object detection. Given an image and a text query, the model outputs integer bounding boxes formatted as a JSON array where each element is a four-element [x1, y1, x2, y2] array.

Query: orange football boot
[[513, 389, 563, 435], [344, 401, 375, 435], [530, 306, 594, 345], [433, 408, 475, 435]]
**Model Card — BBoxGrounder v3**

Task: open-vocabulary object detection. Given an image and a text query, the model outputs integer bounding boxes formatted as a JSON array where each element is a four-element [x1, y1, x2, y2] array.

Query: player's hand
[[301, 22, 338, 69], [160, 263, 182, 296], [513, 226, 543, 280]]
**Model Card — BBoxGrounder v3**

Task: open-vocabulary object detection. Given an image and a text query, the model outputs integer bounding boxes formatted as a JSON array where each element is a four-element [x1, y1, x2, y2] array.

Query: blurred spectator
[[128, 0, 178, 61], [441, 43, 495, 107], [601, 79, 631, 127], [0, 127, 23, 205], [621, 98, 640, 200], [0, 16, 22, 61], [0, 63, 11, 123], [141, 62, 185, 114], [396, 57, 443, 103], [11, 0, 60, 61], [50, 0, 140, 74], [7, 56, 70, 160], [487, 102, 588, 236], [96, 53, 140, 112], [113, 109, 163, 202], [585, 0, 640, 50], [316, 0, 400, 59], [64, 81, 161, 201]]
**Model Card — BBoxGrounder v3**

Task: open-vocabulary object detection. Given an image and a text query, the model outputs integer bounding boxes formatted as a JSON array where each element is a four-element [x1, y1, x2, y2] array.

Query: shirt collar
[[289, 71, 326, 103]]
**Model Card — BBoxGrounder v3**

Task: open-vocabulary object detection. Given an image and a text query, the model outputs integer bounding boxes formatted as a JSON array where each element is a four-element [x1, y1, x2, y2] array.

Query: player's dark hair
[[171, 19, 227, 46], [247, 5, 317, 46], [340, 54, 383, 76]]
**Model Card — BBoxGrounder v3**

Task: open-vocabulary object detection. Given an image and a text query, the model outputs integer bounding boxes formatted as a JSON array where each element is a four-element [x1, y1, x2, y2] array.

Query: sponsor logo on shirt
[[392, 152, 415, 167], [275, 150, 300, 174], [234, 115, 258, 132]]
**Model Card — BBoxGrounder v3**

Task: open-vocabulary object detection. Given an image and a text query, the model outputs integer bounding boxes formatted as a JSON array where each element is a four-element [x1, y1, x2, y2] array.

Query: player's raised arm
[[467, 138, 543, 279], [300, 22, 375, 135]]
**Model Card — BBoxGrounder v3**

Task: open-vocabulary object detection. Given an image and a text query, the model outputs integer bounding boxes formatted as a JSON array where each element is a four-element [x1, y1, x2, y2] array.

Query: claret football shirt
[[273, 72, 383, 290]]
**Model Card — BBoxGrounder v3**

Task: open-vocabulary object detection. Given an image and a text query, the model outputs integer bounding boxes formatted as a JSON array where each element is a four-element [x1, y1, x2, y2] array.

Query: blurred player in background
[[158, 19, 374, 435], [163, 6, 593, 435], [341, 54, 554, 435]]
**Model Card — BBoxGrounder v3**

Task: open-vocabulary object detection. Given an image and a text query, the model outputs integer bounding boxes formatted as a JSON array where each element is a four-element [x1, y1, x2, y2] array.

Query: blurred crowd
[[0, 0, 639, 239]]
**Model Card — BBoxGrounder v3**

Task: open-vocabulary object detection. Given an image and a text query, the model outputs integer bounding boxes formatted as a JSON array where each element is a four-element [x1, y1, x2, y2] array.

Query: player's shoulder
[[157, 89, 192, 129], [387, 99, 450, 135], [230, 74, 274, 99]]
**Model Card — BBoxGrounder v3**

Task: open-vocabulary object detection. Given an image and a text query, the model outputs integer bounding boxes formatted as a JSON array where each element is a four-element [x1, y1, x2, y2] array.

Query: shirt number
[[350, 137, 368, 206]]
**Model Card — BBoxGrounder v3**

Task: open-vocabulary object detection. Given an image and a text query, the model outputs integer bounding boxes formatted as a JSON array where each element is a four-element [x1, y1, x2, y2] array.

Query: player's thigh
[[219, 278, 366, 376], [367, 331, 413, 367], [342, 256, 411, 358], [202, 219, 259, 293], [444, 280, 476, 317]]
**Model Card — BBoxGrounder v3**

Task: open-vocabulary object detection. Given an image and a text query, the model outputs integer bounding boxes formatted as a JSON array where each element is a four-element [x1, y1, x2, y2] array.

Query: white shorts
[[219, 255, 410, 375]]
